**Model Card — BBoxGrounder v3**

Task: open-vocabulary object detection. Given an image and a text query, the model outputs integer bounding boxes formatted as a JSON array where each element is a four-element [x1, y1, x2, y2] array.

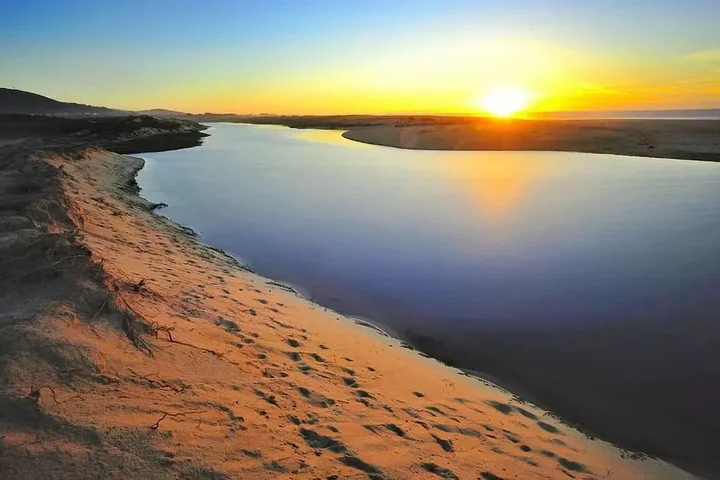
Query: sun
[[478, 86, 531, 117]]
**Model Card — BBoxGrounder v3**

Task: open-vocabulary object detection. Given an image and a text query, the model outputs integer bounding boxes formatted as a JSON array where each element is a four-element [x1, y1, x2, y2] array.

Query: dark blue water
[[138, 123, 720, 474]]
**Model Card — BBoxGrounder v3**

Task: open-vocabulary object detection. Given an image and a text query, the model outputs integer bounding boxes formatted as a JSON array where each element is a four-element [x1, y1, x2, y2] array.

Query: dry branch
[[29, 385, 84, 407], [149, 410, 204, 430], [127, 368, 189, 393], [50, 254, 88, 266]]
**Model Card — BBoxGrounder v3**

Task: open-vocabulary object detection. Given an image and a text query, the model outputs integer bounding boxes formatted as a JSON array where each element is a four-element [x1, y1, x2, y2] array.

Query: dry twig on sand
[[149, 410, 204, 430], [148, 321, 240, 365], [127, 368, 189, 393], [50, 254, 88, 266], [28, 385, 84, 407]]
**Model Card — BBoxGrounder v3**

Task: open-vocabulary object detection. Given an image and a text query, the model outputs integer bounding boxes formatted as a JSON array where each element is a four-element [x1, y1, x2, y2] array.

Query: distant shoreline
[[340, 119, 720, 161], [194, 114, 720, 162]]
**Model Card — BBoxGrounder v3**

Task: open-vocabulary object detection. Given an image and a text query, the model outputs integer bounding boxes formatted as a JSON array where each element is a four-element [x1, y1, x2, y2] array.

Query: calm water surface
[[138, 123, 720, 473]]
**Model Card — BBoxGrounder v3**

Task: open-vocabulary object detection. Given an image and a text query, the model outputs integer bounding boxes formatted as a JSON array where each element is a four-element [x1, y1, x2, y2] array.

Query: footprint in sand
[[354, 390, 374, 399], [308, 353, 325, 363], [363, 424, 383, 435], [515, 406, 539, 420], [285, 351, 301, 361], [383, 423, 406, 437], [480, 472, 504, 480], [402, 407, 421, 419], [296, 363, 313, 375], [296, 386, 335, 408], [253, 389, 278, 406], [342, 377, 359, 388], [420, 462, 459, 480], [426, 406, 447, 416], [486, 400, 513, 414], [273, 319, 294, 329], [431, 434, 453, 452], [536, 420, 561, 434], [434, 423, 483, 439], [558, 457, 589, 473], [240, 449, 261, 459], [298, 428, 347, 453]]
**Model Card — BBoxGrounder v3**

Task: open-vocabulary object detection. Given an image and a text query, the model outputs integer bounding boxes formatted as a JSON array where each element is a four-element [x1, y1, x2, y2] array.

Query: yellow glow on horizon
[[478, 87, 532, 117], [91, 37, 720, 115]]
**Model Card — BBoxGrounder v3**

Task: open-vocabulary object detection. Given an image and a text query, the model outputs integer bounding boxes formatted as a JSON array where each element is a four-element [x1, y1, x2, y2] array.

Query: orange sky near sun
[[142, 39, 720, 115]]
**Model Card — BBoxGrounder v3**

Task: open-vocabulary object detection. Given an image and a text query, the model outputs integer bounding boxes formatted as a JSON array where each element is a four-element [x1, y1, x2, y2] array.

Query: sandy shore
[[0, 145, 699, 479], [342, 120, 720, 161]]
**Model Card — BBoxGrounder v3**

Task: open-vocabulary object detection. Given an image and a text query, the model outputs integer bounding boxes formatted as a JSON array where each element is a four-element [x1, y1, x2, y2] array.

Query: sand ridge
[[0, 148, 696, 479]]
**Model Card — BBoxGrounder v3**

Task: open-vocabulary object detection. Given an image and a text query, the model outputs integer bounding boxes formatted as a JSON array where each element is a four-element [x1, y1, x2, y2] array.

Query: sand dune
[[0, 147, 697, 479]]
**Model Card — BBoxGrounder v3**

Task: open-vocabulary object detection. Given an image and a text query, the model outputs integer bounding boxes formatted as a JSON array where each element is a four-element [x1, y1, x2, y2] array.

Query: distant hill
[[0, 88, 126, 116], [135, 108, 190, 118]]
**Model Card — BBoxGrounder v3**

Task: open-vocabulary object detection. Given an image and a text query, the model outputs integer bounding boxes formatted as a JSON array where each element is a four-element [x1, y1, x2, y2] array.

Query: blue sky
[[2, 0, 719, 113]]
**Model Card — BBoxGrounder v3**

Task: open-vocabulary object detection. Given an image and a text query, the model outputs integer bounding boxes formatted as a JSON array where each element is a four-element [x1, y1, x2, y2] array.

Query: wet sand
[[0, 140, 698, 478]]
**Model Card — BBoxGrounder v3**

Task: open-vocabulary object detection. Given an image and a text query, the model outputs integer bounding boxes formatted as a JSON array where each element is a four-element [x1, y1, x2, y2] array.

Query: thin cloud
[[684, 50, 720, 63], [570, 82, 631, 97]]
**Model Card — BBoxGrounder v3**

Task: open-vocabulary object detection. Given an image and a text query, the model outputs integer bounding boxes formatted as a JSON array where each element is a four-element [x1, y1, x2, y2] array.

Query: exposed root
[[50, 254, 89, 266], [149, 410, 204, 430], [127, 368, 189, 394], [28, 385, 84, 407], [148, 322, 240, 366]]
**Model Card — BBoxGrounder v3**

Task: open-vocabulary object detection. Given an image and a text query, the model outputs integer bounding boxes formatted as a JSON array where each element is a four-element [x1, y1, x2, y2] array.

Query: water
[[138, 123, 720, 473]]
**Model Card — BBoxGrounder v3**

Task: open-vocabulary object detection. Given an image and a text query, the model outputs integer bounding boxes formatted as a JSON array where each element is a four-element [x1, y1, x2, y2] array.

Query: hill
[[0, 88, 125, 116], [135, 108, 190, 117]]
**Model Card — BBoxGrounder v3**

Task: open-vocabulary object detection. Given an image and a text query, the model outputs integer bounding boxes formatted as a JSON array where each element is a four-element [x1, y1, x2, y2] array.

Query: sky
[[1, 0, 720, 114]]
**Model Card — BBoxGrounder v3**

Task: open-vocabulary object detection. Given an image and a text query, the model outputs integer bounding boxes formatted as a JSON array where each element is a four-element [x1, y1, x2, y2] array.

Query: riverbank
[[198, 114, 720, 161], [137, 122, 720, 479], [0, 139, 697, 478], [341, 119, 720, 161]]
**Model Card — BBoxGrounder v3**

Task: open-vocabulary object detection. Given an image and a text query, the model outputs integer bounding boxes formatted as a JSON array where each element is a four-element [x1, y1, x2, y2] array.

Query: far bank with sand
[[207, 114, 720, 162]]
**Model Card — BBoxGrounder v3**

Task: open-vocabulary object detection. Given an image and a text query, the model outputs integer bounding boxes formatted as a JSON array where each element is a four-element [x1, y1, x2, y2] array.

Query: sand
[[0, 146, 699, 479], [341, 119, 720, 161]]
